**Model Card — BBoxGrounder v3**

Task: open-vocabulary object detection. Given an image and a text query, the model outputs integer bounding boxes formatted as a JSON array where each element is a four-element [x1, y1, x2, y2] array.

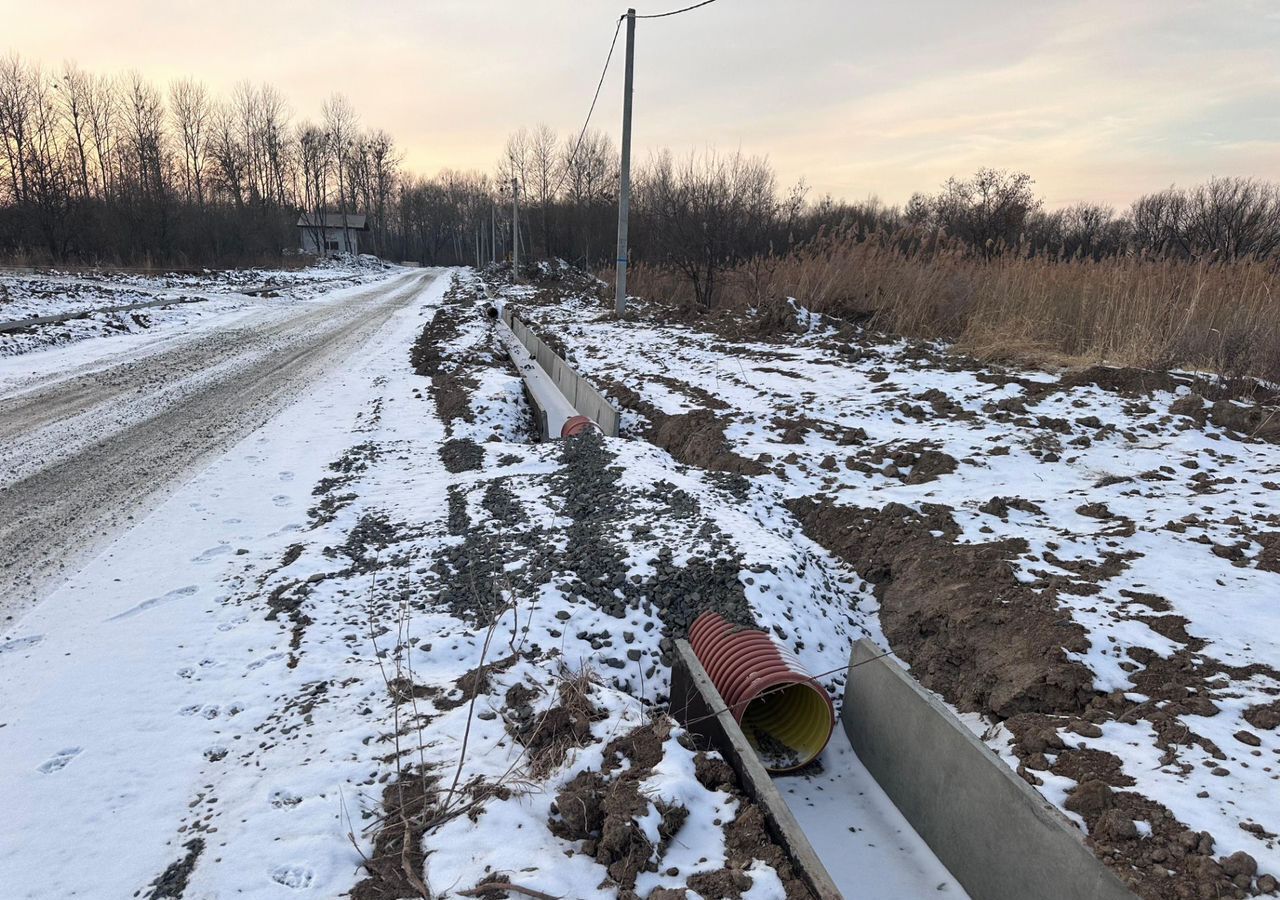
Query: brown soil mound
[[691, 752, 815, 899], [1052, 365, 1180, 397], [550, 724, 688, 894], [548, 724, 814, 899], [350, 770, 438, 900], [1209, 399, 1280, 443], [786, 498, 1095, 717], [603, 378, 765, 476], [507, 675, 606, 776]]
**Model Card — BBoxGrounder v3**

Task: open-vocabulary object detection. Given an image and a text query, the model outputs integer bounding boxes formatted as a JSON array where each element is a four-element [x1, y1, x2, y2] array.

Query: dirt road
[[0, 269, 436, 619]]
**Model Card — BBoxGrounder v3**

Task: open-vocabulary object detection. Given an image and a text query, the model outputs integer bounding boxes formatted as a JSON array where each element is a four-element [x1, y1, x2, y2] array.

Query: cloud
[[3, 0, 1277, 207]]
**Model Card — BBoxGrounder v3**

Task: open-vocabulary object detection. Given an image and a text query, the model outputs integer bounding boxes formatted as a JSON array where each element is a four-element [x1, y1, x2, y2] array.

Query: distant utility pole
[[614, 7, 636, 318], [491, 205, 497, 264], [511, 177, 520, 278]]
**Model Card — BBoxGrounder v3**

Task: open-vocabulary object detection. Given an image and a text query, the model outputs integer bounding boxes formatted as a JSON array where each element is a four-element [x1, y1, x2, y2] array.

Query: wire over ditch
[[547, 15, 625, 202], [551, 0, 720, 198], [635, 0, 720, 18]]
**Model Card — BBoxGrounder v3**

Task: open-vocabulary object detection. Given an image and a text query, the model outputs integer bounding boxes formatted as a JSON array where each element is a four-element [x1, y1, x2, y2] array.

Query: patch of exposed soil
[[550, 724, 689, 894], [601, 379, 765, 476], [786, 498, 1095, 718], [549, 723, 812, 899], [350, 770, 439, 900], [434, 653, 518, 712], [506, 673, 606, 776], [979, 496, 1046, 518], [690, 751, 816, 899]]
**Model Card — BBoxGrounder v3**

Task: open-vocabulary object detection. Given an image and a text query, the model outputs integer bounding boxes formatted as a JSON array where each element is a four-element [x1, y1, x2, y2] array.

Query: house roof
[[296, 213, 369, 230]]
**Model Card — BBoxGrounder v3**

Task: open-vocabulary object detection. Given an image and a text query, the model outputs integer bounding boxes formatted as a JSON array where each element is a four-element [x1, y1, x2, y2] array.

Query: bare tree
[[169, 78, 210, 206], [527, 123, 560, 257], [323, 93, 358, 253], [0, 53, 34, 205], [635, 149, 781, 309]]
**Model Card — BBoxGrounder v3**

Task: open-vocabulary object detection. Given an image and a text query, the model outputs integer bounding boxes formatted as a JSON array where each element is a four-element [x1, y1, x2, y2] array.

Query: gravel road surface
[[0, 268, 436, 619]]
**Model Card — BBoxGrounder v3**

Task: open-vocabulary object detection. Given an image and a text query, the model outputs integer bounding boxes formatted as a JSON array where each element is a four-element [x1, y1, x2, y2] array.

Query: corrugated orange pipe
[[688, 611, 835, 773], [560, 415, 601, 438]]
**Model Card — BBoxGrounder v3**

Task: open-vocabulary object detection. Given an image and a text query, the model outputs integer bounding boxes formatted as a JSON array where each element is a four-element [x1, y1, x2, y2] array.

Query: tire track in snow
[[0, 269, 435, 620]]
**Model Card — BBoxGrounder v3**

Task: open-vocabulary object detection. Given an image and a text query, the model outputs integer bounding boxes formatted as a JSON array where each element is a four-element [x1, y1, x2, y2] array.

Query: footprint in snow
[[217, 615, 249, 632], [269, 865, 314, 890], [246, 652, 285, 671], [272, 494, 291, 507], [0, 634, 43, 655], [193, 544, 233, 563], [279, 471, 294, 482], [38, 747, 82, 774], [107, 585, 199, 622], [269, 789, 303, 809]]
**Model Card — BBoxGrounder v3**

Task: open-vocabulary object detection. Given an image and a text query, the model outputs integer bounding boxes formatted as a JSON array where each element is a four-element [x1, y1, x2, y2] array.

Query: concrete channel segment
[[495, 305, 621, 437], [670, 640, 843, 900], [493, 314, 581, 440], [843, 639, 1137, 900]]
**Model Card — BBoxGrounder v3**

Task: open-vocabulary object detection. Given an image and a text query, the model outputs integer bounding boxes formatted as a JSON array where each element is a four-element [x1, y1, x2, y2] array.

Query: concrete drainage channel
[[482, 296, 1132, 900], [486, 299, 620, 440]]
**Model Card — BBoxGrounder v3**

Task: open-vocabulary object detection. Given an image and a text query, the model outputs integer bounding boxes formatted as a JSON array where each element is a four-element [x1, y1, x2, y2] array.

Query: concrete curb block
[[499, 308, 620, 437], [670, 639, 842, 899], [844, 639, 1136, 900]]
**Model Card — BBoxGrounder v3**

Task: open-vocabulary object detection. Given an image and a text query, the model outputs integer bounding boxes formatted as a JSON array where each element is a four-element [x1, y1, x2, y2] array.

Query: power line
[[553, 14, 626, 198], [635, 0, 719, 19]]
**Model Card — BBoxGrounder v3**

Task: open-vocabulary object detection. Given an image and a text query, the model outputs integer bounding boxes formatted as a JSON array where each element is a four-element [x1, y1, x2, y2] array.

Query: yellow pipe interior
[[741, 683, 831, 771]]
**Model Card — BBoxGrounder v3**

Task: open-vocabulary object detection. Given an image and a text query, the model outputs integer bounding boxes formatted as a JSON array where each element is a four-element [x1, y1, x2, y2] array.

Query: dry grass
[[625, 230, 1280, 384]]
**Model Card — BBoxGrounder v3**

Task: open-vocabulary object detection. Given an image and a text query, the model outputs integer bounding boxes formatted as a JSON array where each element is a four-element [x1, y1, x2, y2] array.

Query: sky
[[5, 0, 1279, 209]]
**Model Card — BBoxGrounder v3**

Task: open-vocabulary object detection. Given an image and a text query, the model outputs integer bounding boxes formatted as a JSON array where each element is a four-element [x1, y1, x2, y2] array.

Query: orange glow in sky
[[5, 0, 1278, 208]]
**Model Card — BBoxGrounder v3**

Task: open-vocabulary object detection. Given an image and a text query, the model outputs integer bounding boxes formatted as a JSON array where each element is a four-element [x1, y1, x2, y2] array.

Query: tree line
[[4, 50, 1279, 281], [0, 54, 491, 266]]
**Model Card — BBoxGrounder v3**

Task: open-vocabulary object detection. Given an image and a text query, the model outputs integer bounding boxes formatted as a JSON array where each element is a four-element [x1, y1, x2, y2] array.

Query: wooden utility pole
[[614, 8, 636, 318], [511, 177, 520, 277]]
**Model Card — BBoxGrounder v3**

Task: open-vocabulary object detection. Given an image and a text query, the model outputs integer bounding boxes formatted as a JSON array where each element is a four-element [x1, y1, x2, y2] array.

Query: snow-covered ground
[[0, 257, 394, 357], [5, 266, 962, 899], [492, 266, 1280, 900], [5, 259, 1275, 899]]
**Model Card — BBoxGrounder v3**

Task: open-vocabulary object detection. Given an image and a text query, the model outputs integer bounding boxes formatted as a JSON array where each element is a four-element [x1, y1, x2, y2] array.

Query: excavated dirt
[[549, 723, 813, 900], [506, 675, 606, 777], [1004, 709, 1263, 900], [690, 751, 816, 899], [350, 770, 439, 900], [599, 379, 766, 476], [550, 724, 690, 895], [786, 498, 1096, 718]]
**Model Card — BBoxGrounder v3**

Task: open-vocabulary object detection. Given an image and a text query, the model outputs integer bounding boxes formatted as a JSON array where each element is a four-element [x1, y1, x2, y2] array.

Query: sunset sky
[[6, 0, 1279, 208]]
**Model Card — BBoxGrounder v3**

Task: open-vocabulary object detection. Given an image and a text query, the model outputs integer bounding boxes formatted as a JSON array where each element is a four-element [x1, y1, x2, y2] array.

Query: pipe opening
[[484, 305, 499, 319], [741, 682, 833, 773]]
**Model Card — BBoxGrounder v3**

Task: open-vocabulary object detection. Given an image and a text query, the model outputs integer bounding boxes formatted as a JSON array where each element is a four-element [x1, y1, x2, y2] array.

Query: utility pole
[[491, 205, 497, 264], [614, 8, 636, 318], [511, 177, 520, 278]]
